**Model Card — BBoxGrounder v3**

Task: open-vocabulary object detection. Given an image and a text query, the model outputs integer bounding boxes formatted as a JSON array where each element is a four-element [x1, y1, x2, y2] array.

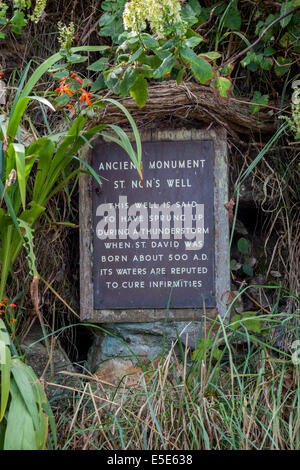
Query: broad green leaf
[[224, 5, 241, 30], [67, 54, 88, 64], [263, 46, 276, 57], [19, 202, 46, 226], [181, 3, 198, 26], [191, 58, 214, 84], [153, 54, 177, 78], [128, 47, 144, 63], [87, 58, 108, 72], [90, 73, 106, 92], [140, 33, 159, 49], [280, 1, 296, 28], [0, 345, 11, 422], [21, 364, 51, 449], [129, 74, 148, 108], [241, 312, 262, 333], [180, 46, 201, 66], [260, 56, 273, 70], [11, 10, 27, 28], [184, 36, 203, 48], [199, 51, 222, 61], [11, 365, 39, 429], [274, 56, 291, 76], [250, 91, 269, 113], [237, 237, 249, 254], [7, 96, 30, 140], [210, 76, 232, 99], [0, 319, 11, 422], [4, 381, 37, 450], [11, 60, 32, 117], [120, 68, 139, 97], [188, 0, 202, 15]]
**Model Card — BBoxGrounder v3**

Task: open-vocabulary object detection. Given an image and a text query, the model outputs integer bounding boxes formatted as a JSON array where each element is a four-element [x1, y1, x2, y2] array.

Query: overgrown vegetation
[[51, 301, 300, 450], [0, 0, 299, 450]]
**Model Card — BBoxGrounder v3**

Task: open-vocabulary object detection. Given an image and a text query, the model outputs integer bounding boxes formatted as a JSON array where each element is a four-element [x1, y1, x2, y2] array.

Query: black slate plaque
[[92, 140, 215, 309]]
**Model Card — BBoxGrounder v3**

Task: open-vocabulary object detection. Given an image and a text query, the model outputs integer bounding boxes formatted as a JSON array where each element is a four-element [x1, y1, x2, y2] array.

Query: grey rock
[[88, 321, 202, 370]]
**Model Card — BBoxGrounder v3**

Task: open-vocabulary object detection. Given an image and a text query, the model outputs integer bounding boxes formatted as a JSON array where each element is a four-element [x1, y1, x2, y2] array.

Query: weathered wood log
[[97, 81, 276, 135]]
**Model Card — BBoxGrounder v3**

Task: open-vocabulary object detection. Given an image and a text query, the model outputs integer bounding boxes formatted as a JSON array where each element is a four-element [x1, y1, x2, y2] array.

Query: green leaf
[[184, 36, 203, 48], [129, 74, 148, 108], [120, 68, 139, 97], [0, 319, 11, 422], [141, 33, 159, 49], [231, 311, 262, 333], [241, 312, 262, 333], [191, 58, 214, 84], [199, 51, 221, 61], [4, 381, 37, 450], [260, 56, 273, 70], [263, 46, 276, 57], [210, 76, 232, 99], [11, 365, 39, 429], [129, 47, 144, 63], [67, 54, 88, 64], [179, 45, 201, 66], [7, 96, 30, 140], [8, 143, 26, 210], [153, 54, 177, 78], [280, 1, 296, 28], [188, 0, 202, 15], [176, 68, 185, 85], [11, 10, 27, 28], [87, 58, 108, 71], [103, 98, 142, 168], [181, 4, 198, 26], [250, 91, 269, 114], [242, 263, 253, 277], [237, 237, 249, 254], [90, 73, 106, 92], [223, 5, 241, 30], [274, 56, 291, 76]]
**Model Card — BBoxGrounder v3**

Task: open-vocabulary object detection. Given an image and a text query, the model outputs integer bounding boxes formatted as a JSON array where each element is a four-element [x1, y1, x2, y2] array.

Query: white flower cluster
[[57, 21, 75, 50], [123, 0, 185, 38], [30, 0, 47, 23]]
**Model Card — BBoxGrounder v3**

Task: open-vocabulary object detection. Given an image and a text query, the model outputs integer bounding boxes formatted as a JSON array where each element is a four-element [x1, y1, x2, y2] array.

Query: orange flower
[[71, 73, 83, 85], [8, 304, 16, 308], [80, 89, 93, 106], [55, 83, 76, 97], [66, 104, 75, 115], [10, 318, 17, 324]]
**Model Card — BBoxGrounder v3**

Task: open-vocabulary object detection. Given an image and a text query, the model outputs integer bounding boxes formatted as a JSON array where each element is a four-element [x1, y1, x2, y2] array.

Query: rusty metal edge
[[79, 128, 230, 323]]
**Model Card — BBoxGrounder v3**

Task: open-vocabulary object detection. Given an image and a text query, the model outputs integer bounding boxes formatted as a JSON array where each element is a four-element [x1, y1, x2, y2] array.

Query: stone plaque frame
[[80, 128, 230, 323]]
